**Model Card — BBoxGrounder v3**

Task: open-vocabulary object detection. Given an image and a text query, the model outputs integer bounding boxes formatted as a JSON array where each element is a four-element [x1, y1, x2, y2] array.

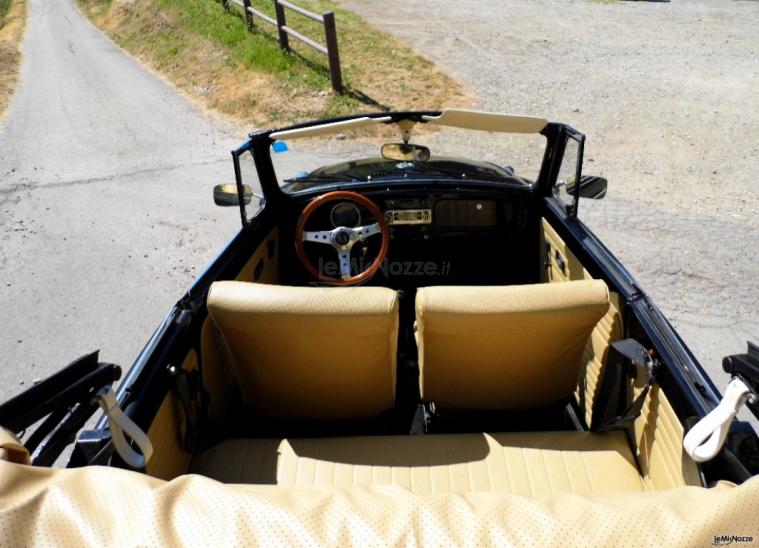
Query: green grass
[[78, 0, 464, 126], [130, 0, 329, 90], [0, 0, 13, 23]]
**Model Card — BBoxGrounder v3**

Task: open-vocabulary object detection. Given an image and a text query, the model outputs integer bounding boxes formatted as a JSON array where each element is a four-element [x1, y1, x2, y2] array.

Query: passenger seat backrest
[[416, 280, 610, 410], [207, 282, 399, 420]]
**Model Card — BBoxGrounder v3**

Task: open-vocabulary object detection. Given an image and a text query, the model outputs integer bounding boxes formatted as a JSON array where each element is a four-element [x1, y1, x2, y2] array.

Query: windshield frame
[[231, 111, 582, 225]]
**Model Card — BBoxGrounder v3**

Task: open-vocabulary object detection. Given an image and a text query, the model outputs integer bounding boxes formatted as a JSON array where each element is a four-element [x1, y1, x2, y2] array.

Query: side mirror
[[567, 175, 607, 199], [213, 184, 252, 206], [381, 143, 430, 162]]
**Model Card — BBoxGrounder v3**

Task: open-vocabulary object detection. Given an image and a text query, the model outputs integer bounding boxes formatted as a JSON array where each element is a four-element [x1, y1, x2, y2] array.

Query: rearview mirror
[[213, 184, 252, 206], [381, 143, 430, 162], [566, 175, 607, 199]]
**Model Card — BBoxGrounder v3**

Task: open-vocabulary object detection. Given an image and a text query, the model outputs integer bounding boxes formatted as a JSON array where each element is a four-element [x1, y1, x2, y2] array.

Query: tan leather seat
[[416, 280, 610, 409], [206, 282, 399, 420], [191, 431, 645, 495]]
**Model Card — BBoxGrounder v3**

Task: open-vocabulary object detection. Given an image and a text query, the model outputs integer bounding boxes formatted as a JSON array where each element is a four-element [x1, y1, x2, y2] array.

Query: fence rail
[[224, 0, 343, 94]]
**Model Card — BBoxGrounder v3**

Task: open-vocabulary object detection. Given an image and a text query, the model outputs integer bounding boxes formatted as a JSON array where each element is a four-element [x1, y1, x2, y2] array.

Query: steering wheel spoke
[[354, 222, 382, 240], [303, 230, 334, 245], [338, 250, 352, 279]]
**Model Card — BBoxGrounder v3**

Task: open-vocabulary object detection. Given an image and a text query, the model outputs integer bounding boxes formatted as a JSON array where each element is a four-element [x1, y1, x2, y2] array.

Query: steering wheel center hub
[[334, 230, 352, 247]]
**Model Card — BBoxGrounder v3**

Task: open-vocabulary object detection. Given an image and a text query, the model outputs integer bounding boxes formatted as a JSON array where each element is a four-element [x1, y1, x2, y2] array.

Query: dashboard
[[314, 194, 529, 234], [293, 191, 537, 287]]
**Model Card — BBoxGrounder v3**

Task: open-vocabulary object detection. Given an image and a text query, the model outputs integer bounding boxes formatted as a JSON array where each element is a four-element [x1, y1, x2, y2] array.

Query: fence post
[[274, 1, 290, 51], [323, 12, 343, 94], [242, 0, 254, 31]]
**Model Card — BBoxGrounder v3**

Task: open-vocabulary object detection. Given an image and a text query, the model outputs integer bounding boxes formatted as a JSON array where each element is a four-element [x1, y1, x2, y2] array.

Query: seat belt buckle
[[591, 339, 657, 431]]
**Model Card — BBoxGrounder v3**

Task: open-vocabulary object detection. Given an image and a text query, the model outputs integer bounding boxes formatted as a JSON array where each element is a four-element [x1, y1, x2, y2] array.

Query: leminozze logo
[[713, 535, 754, 546]]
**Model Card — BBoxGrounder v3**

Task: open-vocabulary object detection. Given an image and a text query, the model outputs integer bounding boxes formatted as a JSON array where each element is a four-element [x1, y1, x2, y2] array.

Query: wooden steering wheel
[[294, 191, 390, 285]]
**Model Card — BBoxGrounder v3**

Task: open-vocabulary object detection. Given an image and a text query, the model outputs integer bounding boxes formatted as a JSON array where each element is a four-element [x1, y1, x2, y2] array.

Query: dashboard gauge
[[330, 202, 361, 227]]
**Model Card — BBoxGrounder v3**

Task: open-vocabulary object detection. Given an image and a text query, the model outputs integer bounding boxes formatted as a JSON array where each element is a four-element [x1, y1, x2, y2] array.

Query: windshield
[[271, 126, 546, 193]]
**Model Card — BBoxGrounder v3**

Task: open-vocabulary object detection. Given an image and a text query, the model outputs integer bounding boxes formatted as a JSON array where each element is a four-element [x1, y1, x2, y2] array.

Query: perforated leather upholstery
[[206, 282, 399, 420], [416, 280, 610, 409], [191, 431, 645, 495], [2, 456, 753, 547]]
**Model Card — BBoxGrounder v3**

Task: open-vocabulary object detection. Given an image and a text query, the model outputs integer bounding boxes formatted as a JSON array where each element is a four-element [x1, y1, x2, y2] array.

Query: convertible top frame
[[269, 109, 548, 140]]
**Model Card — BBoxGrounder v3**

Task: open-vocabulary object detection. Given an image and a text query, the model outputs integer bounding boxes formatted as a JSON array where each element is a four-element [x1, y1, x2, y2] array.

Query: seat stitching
[[484, 438, 494, 492], [580, 451, 595, 493], [521, 447, 534, 497], [541, 450, 555, 495], [294, 447, 301, 486], [651, 434, 678, 489], [307, 455, 316, 486], [655, 407, 687, 486], [501, 440, 512, 492], [560, 450, 575, 493], [658, 422, 684, 476]]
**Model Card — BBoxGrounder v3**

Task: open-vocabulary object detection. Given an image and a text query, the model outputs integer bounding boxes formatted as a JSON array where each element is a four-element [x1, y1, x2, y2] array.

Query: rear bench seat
[[191, 431, 643, 495], [197, 280, 645, 495]]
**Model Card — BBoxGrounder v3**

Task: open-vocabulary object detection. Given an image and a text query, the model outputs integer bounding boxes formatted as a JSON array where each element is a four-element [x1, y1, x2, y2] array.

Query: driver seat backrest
[[207, 281, 399, 420], [416, 280, 610, 410]]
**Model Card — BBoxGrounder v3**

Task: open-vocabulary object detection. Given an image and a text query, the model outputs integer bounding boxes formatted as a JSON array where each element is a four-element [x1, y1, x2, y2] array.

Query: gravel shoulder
[[348, 0, 759, 399], [0, 0, 26, 117]]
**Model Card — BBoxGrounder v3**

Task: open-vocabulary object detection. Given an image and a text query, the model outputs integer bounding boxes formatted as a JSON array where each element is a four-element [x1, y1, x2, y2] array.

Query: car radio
[[385, 209, 432, 225]]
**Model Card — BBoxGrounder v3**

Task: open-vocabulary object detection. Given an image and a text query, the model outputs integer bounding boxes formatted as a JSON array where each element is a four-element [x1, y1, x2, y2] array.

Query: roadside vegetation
[[0, 0, 26, 118], [78, 0, 467, 128]]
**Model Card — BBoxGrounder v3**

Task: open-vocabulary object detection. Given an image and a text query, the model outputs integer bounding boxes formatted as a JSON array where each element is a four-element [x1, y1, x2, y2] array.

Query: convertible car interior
[[2, 110, 757, 545], [140, 221, 701, 496]]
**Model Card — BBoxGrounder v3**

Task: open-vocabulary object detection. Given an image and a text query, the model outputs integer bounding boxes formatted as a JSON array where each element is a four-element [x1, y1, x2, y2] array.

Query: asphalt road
[[0, 0, 244, 398]]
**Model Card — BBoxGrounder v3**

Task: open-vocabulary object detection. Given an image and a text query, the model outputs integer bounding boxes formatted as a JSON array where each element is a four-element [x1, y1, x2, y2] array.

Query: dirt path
[[349, 0, 759, 394]]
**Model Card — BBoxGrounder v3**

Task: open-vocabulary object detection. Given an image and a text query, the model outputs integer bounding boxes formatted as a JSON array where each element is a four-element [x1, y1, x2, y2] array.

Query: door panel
[[540, 218, 591, 283], [235, 227, 279, 284], [541, 216, 700, 487], [635, 382, 702, 488]]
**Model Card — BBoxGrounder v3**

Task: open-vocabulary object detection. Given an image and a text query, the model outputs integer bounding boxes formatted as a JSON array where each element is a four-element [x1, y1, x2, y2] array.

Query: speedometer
[[330, 202, 361, 227]]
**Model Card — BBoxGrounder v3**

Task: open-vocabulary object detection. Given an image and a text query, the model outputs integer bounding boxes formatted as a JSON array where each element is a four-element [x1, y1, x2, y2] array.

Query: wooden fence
[[223, 0, 343, 94]]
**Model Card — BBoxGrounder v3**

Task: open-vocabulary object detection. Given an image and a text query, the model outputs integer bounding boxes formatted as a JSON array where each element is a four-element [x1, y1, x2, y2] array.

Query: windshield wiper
[[285, 172, 363, 183]]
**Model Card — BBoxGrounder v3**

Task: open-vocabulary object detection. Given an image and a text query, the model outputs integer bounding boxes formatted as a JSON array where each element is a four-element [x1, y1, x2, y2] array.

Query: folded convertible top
[[1, 459, 756, 547]]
